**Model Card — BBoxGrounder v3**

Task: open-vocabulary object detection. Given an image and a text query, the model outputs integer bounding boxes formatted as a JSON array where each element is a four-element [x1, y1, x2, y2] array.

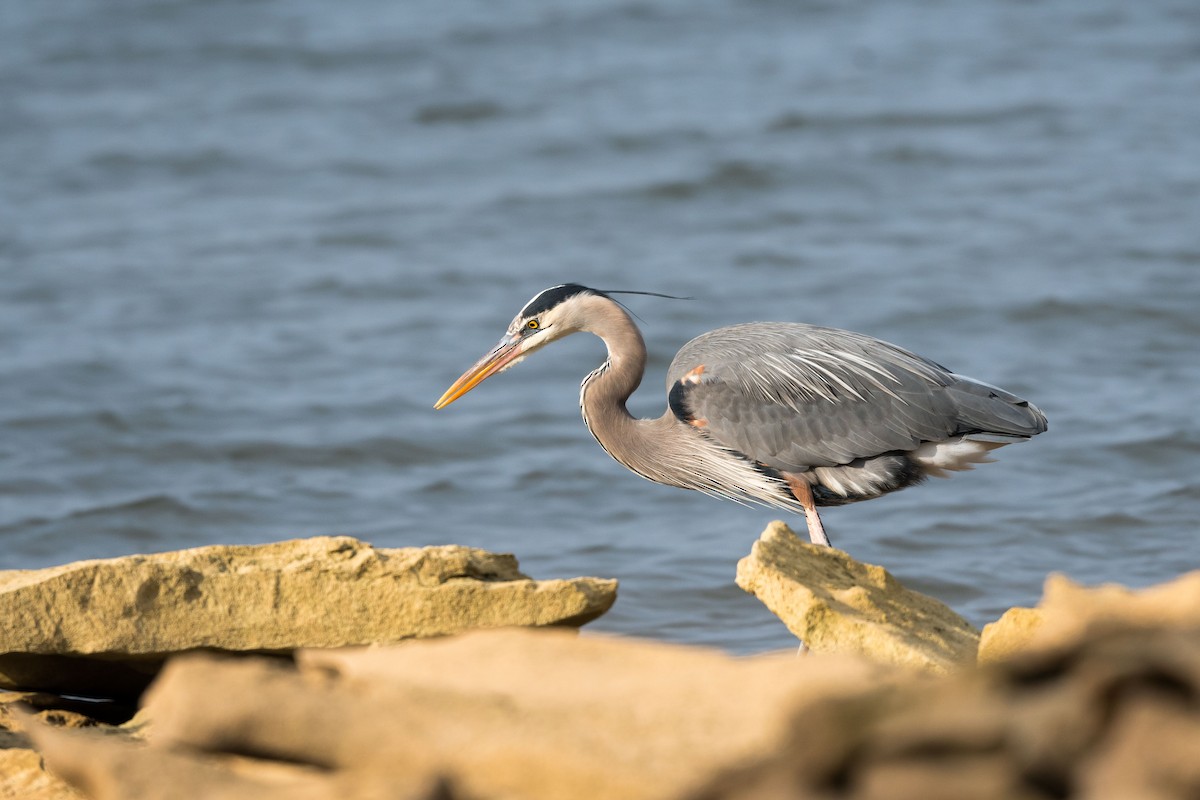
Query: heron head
[[434, 284, 604, 409]]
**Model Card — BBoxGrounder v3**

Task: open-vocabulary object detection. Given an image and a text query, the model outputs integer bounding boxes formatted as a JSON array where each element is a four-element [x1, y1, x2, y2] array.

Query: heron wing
[[666, 323, 1045, 472]]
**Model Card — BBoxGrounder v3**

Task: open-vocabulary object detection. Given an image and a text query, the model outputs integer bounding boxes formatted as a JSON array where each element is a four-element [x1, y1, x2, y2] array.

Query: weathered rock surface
[[0, 748, 81, 800], [736, 521, 980, 672], [28, 629, 885, 800], [0, 537, 617, 696], [9, 525, 1200, 800], [24, 620, 1200, 800], [12, 549, 1200, 800], [1, 689, 109, 800], [977, 606, 1045, 664], [979, 570, 1200, 664], [691, 623, 1200, 800]]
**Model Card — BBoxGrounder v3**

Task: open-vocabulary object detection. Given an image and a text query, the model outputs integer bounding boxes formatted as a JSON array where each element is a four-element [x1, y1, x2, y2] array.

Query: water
[[3, 0, 1198, 653]]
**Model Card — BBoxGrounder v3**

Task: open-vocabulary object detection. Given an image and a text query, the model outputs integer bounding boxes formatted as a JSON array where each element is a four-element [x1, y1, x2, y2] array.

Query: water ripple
[[4, 0, 1199, 652]]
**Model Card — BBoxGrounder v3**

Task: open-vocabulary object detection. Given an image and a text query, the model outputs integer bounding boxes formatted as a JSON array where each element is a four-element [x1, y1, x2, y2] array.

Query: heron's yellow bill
[[434, 336, 524, 409]]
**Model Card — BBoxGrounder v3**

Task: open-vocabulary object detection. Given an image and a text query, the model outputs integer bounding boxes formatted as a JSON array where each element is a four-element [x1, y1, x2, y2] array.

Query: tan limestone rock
[[15, 533, 1200, 800], [0, 537, 616, 696], [26, 622, 1200, 800], [978, 607, 1046, 664], [1, 689, 125, 800], [736, 521, 980, 672], [692, 624, 1200, 800], [25, 719, 451, 800], [31, 628, 886, 800], [0, 748, 85, 800], [978, 571, 1200, 664]]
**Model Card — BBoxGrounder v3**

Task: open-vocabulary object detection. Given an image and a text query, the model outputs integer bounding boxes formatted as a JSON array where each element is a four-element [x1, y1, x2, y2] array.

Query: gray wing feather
[[667, 323, 1046, 472], [942, 375, 1047, 438]]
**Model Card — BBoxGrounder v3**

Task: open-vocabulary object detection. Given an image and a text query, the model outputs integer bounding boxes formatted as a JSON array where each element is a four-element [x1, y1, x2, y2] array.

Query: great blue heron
[[434, 283, 1047, 546]]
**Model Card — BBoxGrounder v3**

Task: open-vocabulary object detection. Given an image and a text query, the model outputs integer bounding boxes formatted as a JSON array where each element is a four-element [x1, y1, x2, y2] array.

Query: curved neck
[[579, 296, 646, 410], [576, 295, 658, 473]]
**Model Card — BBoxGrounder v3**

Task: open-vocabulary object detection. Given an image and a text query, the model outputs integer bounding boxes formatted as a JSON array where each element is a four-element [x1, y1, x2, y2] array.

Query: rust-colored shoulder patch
[[668, 365, 709, 426]]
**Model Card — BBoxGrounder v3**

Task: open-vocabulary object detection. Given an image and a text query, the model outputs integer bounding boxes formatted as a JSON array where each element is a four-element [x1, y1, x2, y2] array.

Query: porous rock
[[28, 628, 884, 800], [0, 748, 83, 800], [691, 624, 1200, 800], [1, 689, 112, 800], [979, 570, 1200, 664], [0, 537, 616, 696], [736, 521, 980, 672], [21, 605, 1200, 800]]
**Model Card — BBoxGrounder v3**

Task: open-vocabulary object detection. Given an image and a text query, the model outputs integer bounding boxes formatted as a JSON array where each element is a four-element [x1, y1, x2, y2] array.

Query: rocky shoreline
[[0, 537, 615, 699], [2, 524, 1198, 799]]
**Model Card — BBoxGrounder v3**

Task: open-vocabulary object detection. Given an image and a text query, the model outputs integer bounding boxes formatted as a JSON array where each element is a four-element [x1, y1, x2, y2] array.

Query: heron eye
[[526, 319, 540, 330]]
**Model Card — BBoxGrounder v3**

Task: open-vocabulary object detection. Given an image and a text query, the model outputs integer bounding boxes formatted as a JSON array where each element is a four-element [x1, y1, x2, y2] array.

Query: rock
[[21, 618, 1200, 800], [28, 628, 886, 800], [0, 537, 617, 697], [1, 689, 120, 800], [26, 719, 452, 800], [0, 749, 84, 800], [690, 624, 1200, 800], [736, 521, 980, 672], [1078, 676, 1200, 800], [979, 571, 1200, 663], [977, 607, 1045, 664], [26, 717, 453, 800]]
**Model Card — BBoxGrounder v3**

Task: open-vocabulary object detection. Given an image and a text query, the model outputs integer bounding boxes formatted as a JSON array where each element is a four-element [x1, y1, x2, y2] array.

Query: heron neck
[[577, 296, 715, 494], [581, 299, 646, 411], [578, 298, 656, 467]]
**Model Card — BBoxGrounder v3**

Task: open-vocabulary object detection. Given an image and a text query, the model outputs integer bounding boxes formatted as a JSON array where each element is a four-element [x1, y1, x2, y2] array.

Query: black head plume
[[520, 284, 689, 319]]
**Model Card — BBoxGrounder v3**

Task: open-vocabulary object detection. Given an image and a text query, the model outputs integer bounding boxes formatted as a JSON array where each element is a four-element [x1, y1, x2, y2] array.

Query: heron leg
[[783, 474, 832, 547]]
